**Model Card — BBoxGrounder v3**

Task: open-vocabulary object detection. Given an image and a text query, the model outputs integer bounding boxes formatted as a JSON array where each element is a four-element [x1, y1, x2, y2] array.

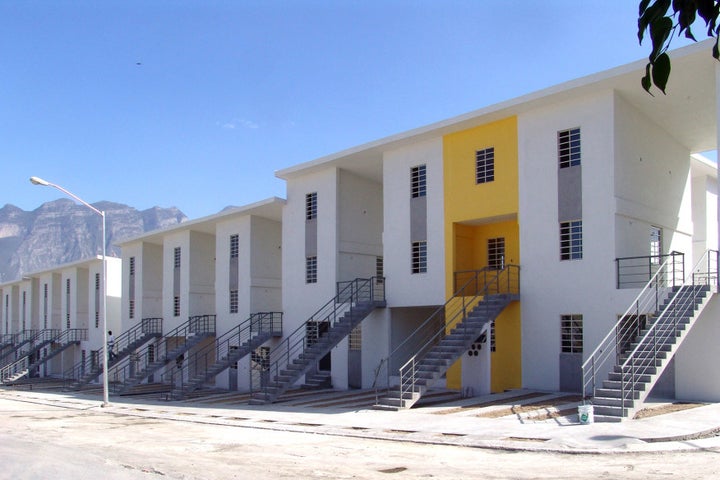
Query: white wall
[[189, 231, 216, 317], [163, 232, 190, 332], [519, 91, 635, 390], [249, 216, 282, 313], [382, 137, 446, 307], [675, 296, 720, 401], [692, 173, 719, 262]]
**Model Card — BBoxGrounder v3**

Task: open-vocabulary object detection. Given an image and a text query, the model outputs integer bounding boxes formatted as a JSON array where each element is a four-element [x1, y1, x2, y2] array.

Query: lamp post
[[30, 176, 110, 407]]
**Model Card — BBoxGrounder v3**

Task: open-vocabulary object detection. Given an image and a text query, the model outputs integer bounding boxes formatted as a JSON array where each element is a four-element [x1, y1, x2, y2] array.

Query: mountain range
[[0, 199, 187, 282]]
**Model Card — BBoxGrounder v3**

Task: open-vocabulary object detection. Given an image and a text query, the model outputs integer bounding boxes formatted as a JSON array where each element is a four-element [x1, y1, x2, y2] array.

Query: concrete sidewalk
[[2, 386, 719, 454]]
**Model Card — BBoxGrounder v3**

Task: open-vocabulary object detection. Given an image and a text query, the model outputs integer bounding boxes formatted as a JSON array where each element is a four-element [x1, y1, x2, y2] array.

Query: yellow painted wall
[[443, 117, 521, 393]]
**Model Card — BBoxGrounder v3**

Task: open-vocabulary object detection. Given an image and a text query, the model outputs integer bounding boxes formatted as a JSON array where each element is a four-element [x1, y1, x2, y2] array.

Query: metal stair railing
[[63, 317, 163, 386], [108, 315, 216, 393], [582, 252, 686, 398], [616, 251, 684, 288], [252, 277, 385, 396], [618, 249, 718, 406], [373, 265, 520, 405], [164, 312, 283, 397], [1, 329, 86, 383], [0, 330, 39, 366]]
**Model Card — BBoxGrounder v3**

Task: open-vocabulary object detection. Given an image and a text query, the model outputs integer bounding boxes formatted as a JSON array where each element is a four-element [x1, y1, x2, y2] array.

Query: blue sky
[[1, 1, 699, 219]]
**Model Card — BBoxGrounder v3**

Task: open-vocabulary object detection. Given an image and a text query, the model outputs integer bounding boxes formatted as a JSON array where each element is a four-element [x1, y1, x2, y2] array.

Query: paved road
[[1, 392, 719, 479]]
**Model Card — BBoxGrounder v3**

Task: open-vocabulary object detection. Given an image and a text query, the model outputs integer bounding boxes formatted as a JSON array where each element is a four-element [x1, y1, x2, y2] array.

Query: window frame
[[558, 127, 581, 169], [306, 256, 318, 284], [561, 314, 583, 354], [306, 192, 318, 221], [411, 164, 427, 198], [560, 220, 583, 261], [475, 147, 495, 184], [411, 241, 428, 274]]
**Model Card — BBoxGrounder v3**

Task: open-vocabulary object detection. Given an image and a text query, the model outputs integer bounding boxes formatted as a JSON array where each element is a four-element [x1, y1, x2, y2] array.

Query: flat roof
[[116, 196, 286, 246], [276, 40, 717, 183], [0, 255, 121, 287]]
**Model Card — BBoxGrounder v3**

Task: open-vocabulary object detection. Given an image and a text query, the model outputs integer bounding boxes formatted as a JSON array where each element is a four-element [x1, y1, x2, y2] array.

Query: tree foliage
[[638, 0, 720, 94]]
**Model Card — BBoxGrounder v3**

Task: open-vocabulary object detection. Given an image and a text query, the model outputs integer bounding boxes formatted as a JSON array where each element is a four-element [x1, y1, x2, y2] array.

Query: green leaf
[[649, 16, 673, 59], [652, 52, 672, 94], [642, 63, 654, 95], [639, 0, 653, 16], [713, 37, 720, 59], [639, 0, 672, 43]]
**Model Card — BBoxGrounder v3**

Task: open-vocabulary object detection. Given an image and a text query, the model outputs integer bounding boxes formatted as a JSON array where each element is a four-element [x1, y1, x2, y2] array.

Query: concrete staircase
[[249, 277, 385, 405], [591, 284, 713, 422], [1, 329, 86, 384], [169, 312, 283, 399], [65, 318, 163, 390], [109, 315, 216, 395]]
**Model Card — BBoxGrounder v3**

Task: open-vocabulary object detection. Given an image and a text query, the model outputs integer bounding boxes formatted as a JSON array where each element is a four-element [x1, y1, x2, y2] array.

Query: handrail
[[373, 265, 519, 405], [581, 254, 679, 397], [1, 328, 87, 382], [108, 315, 216, 392], [251, 277, 384, 395], [63, 317, 163, 385], [617, 249, 718, 403], [164, 312, 282, 396], [616, 251, 684, 289]]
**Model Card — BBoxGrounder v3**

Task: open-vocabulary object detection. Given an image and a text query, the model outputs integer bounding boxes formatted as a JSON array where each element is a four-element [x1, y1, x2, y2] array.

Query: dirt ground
[[1, 396, 719, 480]]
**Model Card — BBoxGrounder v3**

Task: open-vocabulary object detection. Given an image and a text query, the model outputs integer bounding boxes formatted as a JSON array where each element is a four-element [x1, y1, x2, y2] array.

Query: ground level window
[[561, 314, 583, 353]]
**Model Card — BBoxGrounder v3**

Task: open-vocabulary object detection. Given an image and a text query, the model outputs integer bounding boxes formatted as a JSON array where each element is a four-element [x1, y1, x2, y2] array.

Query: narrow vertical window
[[129, 299, 135, 320], [306, 256, 318, 284], [66, 278, 71, 329], [411, 241, 427, 274], [43, 283, 48, 329], [129, 256, 136, 276], [230, 234, 239, 259], [174, 247, 181, 268], [561, 314, 583, 353], [306, 192, 318, 220], [558, 128, 581, 168], [22, 291, 26, 331], [475, 147, 495, 184], [490, 320, 496, 353], [487, 237, 505, 270], [376, 256, 384, 283], [650, 226, 662, 265], [95, 273, 100, 328], [560, 220, 583, 260], [173, 296, 180, 317], [229, 289, 239, 314], [411, 165, 427, 198]]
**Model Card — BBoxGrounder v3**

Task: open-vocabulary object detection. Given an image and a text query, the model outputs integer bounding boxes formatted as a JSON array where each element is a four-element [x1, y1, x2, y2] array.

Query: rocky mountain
[[0, 199, 187, 282]]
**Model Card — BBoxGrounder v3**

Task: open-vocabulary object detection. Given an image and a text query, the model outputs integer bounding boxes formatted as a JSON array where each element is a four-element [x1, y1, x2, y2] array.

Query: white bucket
[[578, 404, 594, 424]]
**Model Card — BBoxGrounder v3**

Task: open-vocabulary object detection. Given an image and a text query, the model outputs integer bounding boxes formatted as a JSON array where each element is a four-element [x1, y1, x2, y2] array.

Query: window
[[129, 256, 135, 276], [174, 247, 181, 268], [487, 237, 505, 270], [173, 296, 180, 317], [561, 314, 583, 353], [306, 256, 317, 284], [411, 165, 427, 198], [229, 289, 239, 314], [560, 220, 583, 260], [349, 325, 362, 351], [306, 192, 318, 220], [650, 226, 662, 265], [129, 299, 135, 320], [230, 234, 239, 259], [95, 273, 100, 328], [412, 241, 427, 274], [558, 128, 581, 168], [490, 320, 496, 353], [475, 147, 495, 184], [43, 284, 48, 329], [66, 278, 71, 329], [22, 291, 26, 330], [376, 256, 384, 283]]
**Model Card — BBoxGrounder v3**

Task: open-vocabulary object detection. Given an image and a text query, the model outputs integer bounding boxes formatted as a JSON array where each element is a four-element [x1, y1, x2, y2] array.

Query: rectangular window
[[650, 226, 662, 265], [306, 192, 318, 220], [490, 320, 496, 353], [230, 234, 239, 259], [43, 283, 48, 329], [411, 165, 427, 198], [349, 325, 362, 351], [376, 256, 384, 283], [229, 289, 239, 314], [22, 291, 26, 330], [411, 241, 427, 274], [174, 247, 181, 268], [129, 299, 135, 320], [560, 220, 583, 260], [558, 128, 581, 168], [475, 147, 495, 184], [95, 273, 100, 328], [561, 314, 583, 353], [66, 278, 71, 329], [173, 296, 180, 317], [306, 256, 318, 284], [487, 237, 505, 270], [129, 256, 136, 276]]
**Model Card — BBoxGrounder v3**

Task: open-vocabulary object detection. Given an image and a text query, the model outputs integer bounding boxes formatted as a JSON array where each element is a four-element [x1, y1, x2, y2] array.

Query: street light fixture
[[29, 176, 110, 407]]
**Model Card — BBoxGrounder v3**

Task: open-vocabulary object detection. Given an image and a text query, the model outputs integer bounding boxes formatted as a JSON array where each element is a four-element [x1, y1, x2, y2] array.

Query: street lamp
[[29, 176, 110, 407]]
